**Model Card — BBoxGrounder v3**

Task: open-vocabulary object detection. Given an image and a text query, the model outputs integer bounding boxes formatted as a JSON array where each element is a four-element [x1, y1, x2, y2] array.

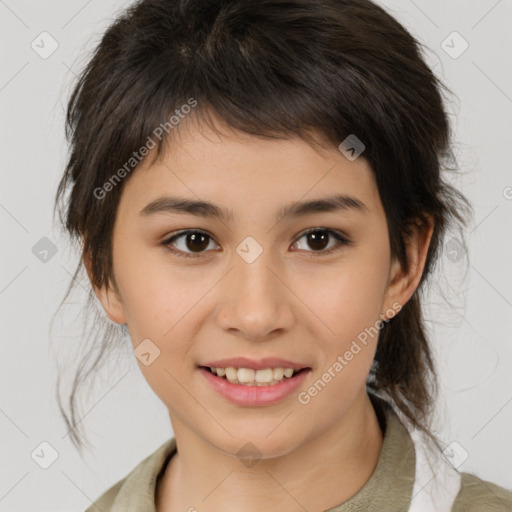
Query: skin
[[86, 114, 433, 512]]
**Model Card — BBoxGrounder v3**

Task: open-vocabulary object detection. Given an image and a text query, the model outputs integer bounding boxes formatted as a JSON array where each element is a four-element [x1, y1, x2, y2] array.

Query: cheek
[[297, 269, 386, 412], [121, 281, 195, 348], [298, 255, 389, 335], [115, 259, 218, 378], [113, 239, 188, 325], [293, 249, 390, 388]]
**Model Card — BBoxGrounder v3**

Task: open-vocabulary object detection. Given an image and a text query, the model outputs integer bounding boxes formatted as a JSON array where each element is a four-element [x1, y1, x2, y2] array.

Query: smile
[[198, 366, 312, 406]]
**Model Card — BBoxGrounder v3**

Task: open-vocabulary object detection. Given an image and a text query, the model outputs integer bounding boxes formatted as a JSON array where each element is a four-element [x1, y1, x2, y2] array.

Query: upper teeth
[[210, 367, 298, 385]]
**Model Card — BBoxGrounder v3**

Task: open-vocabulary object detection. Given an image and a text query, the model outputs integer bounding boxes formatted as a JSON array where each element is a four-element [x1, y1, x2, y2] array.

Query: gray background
[[1, 0, 511, 510]]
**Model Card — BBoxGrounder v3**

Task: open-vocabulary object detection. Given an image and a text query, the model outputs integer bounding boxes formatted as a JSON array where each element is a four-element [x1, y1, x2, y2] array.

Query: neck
[[156, 390, 384, 512]]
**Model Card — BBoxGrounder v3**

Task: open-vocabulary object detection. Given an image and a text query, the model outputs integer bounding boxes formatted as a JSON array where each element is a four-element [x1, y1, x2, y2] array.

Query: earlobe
[[82, 252, 127, 325]]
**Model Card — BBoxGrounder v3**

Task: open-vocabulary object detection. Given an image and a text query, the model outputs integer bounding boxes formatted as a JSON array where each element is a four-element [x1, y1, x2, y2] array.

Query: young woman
[[54, 0, 512, 510]]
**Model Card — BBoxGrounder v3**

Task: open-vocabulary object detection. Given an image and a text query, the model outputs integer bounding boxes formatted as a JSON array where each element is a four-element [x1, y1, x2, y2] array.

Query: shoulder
[[451, 472, 512, 511], [83, 437, 177, 512], [84, 478, 125, 512]]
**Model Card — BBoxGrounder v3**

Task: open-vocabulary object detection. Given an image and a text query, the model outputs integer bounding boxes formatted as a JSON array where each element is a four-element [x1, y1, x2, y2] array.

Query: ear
[[382, 215, 434, 318], [83, 251, 127, 325]]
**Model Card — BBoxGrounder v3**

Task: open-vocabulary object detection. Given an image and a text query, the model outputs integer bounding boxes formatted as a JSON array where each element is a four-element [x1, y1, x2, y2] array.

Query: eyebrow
[[139, 194, 369, 222]]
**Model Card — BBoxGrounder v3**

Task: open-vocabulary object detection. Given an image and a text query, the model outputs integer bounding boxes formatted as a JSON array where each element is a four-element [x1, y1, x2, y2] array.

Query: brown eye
[[292, 228, 351, 256], [161, 227, 351, 260], [162, 230, 218, 258], [305, 231, 329, 251], [182, 232, 210, 252]]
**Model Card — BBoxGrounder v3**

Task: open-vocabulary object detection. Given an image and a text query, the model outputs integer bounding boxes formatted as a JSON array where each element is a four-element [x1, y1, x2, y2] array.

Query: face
[[90, 116, 428, 459]]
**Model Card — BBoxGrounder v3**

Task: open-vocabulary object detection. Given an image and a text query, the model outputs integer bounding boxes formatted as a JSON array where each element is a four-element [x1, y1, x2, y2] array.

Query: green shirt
[[85, 395, 512, 511]]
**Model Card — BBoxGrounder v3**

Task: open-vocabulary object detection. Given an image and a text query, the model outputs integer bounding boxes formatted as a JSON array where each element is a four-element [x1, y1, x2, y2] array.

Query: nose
[[215, 250, 295, 341]]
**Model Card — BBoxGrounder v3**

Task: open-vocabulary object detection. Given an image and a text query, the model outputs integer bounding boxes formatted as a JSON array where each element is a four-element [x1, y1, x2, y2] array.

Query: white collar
[[406, 423, 462, 511]]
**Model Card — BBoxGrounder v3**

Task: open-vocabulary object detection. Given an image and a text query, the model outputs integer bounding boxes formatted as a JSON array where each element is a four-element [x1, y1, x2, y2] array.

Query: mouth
[[199, 365, 311, 387], [198, 364, 312, 406]]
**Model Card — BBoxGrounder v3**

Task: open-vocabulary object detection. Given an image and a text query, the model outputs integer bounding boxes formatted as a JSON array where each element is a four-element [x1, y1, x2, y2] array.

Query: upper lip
[[200, 357, 310, 370]]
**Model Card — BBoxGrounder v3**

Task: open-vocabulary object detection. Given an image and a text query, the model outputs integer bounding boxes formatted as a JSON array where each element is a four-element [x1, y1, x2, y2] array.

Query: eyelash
[[161, 228, 352, 259]]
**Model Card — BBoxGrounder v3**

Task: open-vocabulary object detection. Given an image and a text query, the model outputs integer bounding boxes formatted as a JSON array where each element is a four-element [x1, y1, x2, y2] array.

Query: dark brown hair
[[53, 0, 472, 454]]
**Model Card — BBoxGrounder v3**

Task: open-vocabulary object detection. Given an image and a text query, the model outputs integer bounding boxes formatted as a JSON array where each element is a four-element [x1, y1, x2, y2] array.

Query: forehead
[[119, 119, 382, 222]]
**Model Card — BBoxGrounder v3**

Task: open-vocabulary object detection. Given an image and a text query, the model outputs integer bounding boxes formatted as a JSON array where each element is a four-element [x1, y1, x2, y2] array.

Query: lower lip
[[198, 367, 311, 406]]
